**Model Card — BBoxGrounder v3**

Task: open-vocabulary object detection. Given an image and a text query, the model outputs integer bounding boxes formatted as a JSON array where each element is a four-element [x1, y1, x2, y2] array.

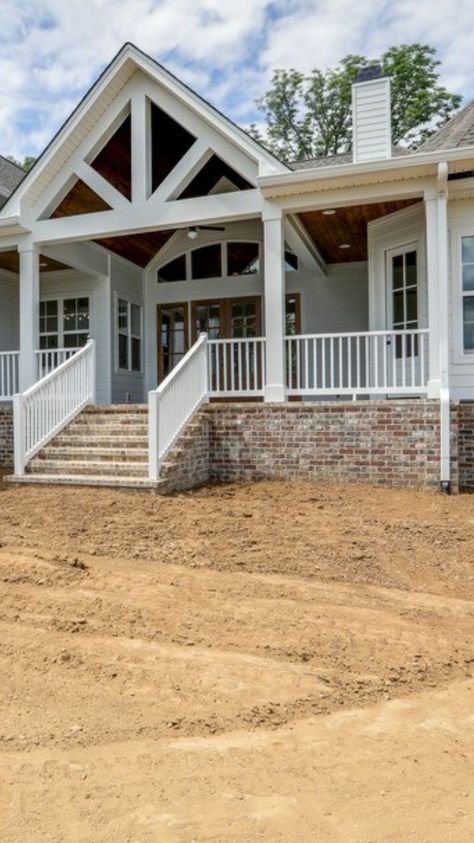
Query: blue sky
[[1, 0, 473, 160]]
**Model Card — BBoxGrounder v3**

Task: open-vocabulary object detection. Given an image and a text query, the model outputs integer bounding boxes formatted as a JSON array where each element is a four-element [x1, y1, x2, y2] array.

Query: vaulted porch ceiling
[[298, 199, 422, 263]]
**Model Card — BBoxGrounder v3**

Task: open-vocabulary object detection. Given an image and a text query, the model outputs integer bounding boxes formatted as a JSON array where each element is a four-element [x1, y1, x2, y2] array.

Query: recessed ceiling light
[[39, 261, 48, 267], [339, 243, 351, 249], [322, 209, 336, 215]]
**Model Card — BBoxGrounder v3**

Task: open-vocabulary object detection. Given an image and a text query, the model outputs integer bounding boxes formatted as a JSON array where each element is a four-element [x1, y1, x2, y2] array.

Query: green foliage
[[249, 44, 462, 162], [7, 155, 36, 172]]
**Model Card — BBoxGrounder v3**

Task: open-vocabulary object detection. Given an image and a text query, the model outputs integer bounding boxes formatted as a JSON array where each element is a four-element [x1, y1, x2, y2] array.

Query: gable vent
[[352, 65, 391, 163]]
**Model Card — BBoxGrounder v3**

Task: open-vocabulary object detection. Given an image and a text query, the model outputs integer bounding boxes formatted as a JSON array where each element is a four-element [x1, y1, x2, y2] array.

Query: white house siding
[[109, 255, 144, 404], [447, 198, 474, 400], [0, 273, 19, 351], [40, 270, 111, 404]]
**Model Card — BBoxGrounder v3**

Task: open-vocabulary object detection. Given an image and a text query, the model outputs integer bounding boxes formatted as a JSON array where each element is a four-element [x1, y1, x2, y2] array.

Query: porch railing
[[208, 338, 266, 397], [148, 333, 209, 481], [36, 347, 80, 379], [286, 329, 429, 396], [0, 352, 19, 400], [14, 340, 96, 475]]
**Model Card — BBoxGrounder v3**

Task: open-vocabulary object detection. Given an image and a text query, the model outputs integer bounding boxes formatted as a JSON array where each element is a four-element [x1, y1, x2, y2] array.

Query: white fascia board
[[259, 146, 474, 198], [0, 215, 31, 240]]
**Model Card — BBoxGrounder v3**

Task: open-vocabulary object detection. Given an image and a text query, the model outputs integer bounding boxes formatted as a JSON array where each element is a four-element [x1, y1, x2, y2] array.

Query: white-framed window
[[461, 235, 474, 353], [39, 296, 90, 349], [116, 297, 142, 372], [387, 245, 418, 357]]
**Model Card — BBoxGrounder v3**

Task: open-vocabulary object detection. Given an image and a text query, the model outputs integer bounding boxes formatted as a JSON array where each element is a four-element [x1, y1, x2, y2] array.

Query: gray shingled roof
[[288, 145, 410, 171], [417, 101, 474, 153], [0, 155, 25, 195]]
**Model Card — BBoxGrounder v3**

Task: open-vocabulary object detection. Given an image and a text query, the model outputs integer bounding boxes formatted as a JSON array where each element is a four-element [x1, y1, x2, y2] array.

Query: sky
[[1, 0, 474, 160]]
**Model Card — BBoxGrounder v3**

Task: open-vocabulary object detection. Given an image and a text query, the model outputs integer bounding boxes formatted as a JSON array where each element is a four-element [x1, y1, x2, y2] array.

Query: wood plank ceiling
[[0, 252, 69, 273], [298, 200, 421, 263]]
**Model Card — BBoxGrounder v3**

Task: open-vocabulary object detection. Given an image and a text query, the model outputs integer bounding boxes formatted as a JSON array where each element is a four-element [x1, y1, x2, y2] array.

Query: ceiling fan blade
[[198, 225, 226, 231]]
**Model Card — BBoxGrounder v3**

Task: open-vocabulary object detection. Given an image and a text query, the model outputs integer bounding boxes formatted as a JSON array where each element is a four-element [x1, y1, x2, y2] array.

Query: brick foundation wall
[[204, 401, 452, 490], [457, 402, 474, 489], [160, 413, 210, 493], [0, 407, 13, 468]]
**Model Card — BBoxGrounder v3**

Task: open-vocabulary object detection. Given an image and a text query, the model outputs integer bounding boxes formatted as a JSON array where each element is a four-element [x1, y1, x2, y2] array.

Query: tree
[[7, 155, 36, 172], [249, 45, 462, 161]]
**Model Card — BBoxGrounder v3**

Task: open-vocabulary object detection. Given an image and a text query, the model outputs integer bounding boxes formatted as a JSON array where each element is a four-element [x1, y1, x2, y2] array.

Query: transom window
[[157, 242, 297, 283], [117, 297, 142, 372], [39, 297, 90, 349], [461, 236, 474, 352]]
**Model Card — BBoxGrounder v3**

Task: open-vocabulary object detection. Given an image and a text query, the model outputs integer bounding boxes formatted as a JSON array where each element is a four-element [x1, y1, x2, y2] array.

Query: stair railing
[[148, 333, 209, 481], [13, 340, 96, 476]]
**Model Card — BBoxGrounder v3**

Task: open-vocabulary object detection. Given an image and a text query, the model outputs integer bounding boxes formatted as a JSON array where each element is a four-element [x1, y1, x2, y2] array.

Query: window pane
[[158, 254, 186, 283], [40, 335, 58, 349], [405, 251, 417, 285], [131, 304, 141, 337], [284, 250, 298, 271], [463, 296, 474, 323], [118, 333, 128, 369], [118, 299, 128, 331], [463, 264, 474, 292], [462, 236, 474, 264], [392, 254, 403, 289], [63, 299, 77, 332], [46, 314, 58, 332], [464, 323, 474, 351], [227, 242, 259, 276], [191, 244, 221, 279], [77, 298, 90, 330], [406, 289, 418, 321], [393, 290, 404, 324], [64, 333, 87, 348], [131, 338, 141, 371]]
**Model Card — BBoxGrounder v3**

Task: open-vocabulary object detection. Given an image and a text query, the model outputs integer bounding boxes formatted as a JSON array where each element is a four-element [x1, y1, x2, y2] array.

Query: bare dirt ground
[[0, 474, 473, 841]]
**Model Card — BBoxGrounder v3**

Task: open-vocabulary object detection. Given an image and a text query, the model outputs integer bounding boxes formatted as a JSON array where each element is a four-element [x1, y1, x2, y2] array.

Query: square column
[[263, 205, 286, 402], [18, 244, 40, 391], [425, 177, 449, 399]]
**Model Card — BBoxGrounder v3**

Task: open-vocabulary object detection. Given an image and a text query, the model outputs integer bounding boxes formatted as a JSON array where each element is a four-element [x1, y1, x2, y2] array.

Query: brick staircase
[[12, 405, 161, 489]]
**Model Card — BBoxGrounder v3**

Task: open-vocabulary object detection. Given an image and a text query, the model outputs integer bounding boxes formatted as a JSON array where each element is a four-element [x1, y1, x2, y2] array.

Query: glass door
[[387, 246, 419, 387], [157, 303, 189, 382]]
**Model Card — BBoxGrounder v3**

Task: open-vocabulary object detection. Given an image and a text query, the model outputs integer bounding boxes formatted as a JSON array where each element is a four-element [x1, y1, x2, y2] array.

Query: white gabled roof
[[1, 42, 288, 218]]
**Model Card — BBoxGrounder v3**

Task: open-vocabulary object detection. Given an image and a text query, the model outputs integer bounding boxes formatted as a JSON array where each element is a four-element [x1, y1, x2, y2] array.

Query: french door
[[386, 245, 420, 387]]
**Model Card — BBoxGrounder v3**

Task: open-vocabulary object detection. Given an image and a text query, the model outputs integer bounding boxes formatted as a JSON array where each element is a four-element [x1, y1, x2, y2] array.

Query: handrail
[[36, 347, 80, 378], [14, 340, 96, 475], [148, 333, 209, 481]]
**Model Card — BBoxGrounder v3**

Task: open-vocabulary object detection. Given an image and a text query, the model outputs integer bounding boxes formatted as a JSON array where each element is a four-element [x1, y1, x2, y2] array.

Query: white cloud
[[0, 0, 473, 159]]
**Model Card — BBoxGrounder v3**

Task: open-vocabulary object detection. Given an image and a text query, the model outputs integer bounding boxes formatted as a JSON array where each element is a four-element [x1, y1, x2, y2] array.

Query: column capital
[[17, 238, 39, 256], [262, 201, 283, 224]]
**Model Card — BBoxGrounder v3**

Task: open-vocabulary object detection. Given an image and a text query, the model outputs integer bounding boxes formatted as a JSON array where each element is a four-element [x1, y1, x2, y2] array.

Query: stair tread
[[6, 474, 161, 489]]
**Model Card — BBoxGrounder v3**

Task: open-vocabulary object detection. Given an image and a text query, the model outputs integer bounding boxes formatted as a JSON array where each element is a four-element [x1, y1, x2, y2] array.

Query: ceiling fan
[[187, 225, 225, 240]]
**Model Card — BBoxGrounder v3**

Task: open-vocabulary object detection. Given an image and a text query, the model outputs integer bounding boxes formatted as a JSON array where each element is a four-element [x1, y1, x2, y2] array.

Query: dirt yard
[[0, 474, 473, 842]]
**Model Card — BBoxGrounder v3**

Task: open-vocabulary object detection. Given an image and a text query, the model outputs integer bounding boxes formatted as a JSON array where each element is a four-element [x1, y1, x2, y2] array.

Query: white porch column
[[425, 191, 441, 397], [263, 204, 286, 402], [18, 243, 40, 391]]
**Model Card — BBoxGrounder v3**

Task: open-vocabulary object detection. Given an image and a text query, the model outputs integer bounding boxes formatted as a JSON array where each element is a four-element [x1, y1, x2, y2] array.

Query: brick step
[[27, 460, 149, 478], [63, 423, 149, 437], [82, 404, 147, 414], [51, 435, 148, 449], [6, 473, 161, 490], [35, 447, 148, 463]]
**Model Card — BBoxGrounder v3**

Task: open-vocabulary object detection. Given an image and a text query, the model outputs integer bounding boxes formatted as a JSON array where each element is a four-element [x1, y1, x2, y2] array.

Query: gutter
[[258, 145, 474, 197]]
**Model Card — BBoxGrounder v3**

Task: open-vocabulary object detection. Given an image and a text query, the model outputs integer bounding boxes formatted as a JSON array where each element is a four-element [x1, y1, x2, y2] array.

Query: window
[[39, 300, 59, 349], [39, 297, 90, 349], [191, 244, 222, 279], [63, 297, 90, 348], [227, 242, 259, 275], [157, 254, 186, 283], [117, 297, 142, 372], [390, 249, 418, 357], [462, 236, 474, 352], [284, 250, 298, 271]]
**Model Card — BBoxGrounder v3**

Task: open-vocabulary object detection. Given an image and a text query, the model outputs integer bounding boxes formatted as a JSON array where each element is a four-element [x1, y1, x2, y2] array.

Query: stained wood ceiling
[[51, 179, 111, 218], [95, 230, 176, 268], [0, 251, 69, 273], [298, 200, 421, 263]]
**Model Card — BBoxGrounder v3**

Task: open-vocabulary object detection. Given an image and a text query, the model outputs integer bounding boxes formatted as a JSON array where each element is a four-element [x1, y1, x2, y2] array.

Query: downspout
[[437, 162, 451, 493]]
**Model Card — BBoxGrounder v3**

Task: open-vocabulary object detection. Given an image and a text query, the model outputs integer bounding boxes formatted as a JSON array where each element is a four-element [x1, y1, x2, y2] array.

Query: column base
[[264, 383, 286, 403]]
